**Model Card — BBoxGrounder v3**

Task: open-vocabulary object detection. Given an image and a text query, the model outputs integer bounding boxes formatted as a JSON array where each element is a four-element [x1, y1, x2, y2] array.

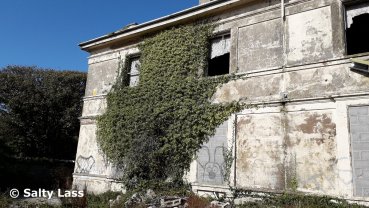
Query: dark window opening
[[208, 53, 230, 76], [127, 56, 140, 87], [346, 13, 369, 55], [345, 2, 369, 55], [207, 33, 230, 76]]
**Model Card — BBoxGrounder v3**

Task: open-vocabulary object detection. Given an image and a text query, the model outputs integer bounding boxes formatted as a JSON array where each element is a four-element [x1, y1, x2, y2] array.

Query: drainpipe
[[281, 0, 290, 191], [281, 0, 285, 20], [281, 0, 287, 68]]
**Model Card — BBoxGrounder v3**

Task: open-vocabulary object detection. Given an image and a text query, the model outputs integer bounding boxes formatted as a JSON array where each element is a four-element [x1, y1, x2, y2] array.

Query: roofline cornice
[[79, 0, 254, 52]]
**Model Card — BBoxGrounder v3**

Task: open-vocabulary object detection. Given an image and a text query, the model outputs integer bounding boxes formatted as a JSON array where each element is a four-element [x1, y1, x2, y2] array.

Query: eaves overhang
[[79, 0, 255, 52]]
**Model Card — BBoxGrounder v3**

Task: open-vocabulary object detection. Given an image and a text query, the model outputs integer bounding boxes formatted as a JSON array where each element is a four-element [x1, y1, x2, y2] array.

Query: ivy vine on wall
[[97, 23, 245, 190]]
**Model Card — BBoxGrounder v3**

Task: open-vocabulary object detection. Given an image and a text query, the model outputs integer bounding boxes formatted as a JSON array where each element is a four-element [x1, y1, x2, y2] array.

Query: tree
[[0, 66, 86, 160]]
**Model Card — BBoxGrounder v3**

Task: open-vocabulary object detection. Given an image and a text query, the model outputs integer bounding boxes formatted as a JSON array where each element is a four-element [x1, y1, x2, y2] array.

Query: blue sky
[[0, 0, 198, 72]]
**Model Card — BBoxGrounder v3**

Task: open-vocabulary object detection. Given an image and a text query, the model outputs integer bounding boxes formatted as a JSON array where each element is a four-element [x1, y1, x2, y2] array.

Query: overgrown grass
[[236, 192, 366, 208], [1, 189, 367, 208], [0, 193, 10, 208], [85, 191, 121, 208]]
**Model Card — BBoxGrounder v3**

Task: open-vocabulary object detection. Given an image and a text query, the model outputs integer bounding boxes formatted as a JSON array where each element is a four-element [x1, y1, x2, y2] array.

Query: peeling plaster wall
[[213, 62, 369, 104], [73, 46, 139, 193], [237, 18, 283, 72], [286, 6, 334, 66], [73, 124, 124, 193], [286, 110, 337, 194], [212, 74, 283, 103], [236, 113, 285, 190], [74, 0, 369, 202], [233, 108, 337, 194], [85, 59, 119, 97]]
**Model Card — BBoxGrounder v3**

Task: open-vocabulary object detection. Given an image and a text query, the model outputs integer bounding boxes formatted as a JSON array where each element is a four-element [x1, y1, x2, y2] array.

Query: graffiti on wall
[[197, 122, 228, 185], [75, 155, 95, 174], [197, 145, 226, 185]]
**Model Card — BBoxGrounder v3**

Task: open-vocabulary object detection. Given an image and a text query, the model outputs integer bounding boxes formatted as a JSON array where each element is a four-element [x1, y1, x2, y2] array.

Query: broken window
[[207, 33, 230, 76], [345, 1, 369, 55], [127, 56, 140, 87]]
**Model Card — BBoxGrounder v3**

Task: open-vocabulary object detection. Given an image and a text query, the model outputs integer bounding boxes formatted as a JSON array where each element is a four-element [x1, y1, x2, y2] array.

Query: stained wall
[[74, 0, 369, 202]]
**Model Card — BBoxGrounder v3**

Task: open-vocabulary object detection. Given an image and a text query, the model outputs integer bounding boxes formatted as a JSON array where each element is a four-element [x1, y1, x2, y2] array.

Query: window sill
[[344, 51, 369, 59]]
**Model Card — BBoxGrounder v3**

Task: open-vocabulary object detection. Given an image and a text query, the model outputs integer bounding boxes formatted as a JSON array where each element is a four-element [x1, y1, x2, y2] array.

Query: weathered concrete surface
[[74, 46, 140, 193], [213, 61, 369, 103], [82, 97, 107, 117], [238, 18, 283, 72], [286, 110, 337, 195], [73, 124, 124, 193], [85, 59, 119, 97], [236, 113, 285, 190], [73, 174, 123, 194], [286, 64, 369, 99], [286, 6, 334, 66], [212, 74, 283, 103], [74, 124, 109, 176], [232, 105, 339, 196]]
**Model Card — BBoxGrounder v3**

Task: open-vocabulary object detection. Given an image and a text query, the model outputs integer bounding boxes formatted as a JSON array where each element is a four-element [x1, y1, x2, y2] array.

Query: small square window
[[207, 33, 230, 76], [127, 56, 140, 87], [345, 1, 369, 55]]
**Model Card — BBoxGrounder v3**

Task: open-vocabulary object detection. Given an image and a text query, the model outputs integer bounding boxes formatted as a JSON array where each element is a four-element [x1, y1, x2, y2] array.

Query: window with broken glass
[[345, 1, 369, 55], [127, 56, 140, 87], [207, 33, 230, 76]]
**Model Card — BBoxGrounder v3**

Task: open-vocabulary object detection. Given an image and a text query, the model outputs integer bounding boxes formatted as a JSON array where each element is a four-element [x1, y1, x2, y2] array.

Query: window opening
[[127, 56, 140, 87], [207, 34, 230, 76], [345, 2, 369, 55]]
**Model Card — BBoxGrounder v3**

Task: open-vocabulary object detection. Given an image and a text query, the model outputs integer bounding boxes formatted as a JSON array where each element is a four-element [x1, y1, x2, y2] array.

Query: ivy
[[97, 24, 244, 190]]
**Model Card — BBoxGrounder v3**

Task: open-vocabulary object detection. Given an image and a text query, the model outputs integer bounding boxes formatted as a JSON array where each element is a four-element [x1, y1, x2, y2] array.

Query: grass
[[0, 190, 367, 208], [0, 193, 10, 208], [236, 192, 366, 208]]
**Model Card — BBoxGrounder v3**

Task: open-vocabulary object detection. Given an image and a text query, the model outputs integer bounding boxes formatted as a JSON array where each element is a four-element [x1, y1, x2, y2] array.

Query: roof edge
[[79, 0, 245, 51]]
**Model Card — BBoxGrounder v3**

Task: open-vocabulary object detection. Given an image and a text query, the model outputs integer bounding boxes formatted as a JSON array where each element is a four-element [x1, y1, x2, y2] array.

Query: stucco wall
[[74, 0, 369, 202]]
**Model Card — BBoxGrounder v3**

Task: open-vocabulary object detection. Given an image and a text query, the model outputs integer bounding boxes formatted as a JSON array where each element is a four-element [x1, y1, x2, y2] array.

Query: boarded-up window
[[349, 106, 369, 197], [128, 56, 140, 87], [196, 121, 228, 186], [345, 2, 369, 55], [208, 34, 230, 76]]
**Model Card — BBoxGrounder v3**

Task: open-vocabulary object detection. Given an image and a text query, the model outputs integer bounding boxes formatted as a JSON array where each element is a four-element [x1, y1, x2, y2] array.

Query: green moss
[[288, 177, 298, 192], [97, 23, 245, 190]]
